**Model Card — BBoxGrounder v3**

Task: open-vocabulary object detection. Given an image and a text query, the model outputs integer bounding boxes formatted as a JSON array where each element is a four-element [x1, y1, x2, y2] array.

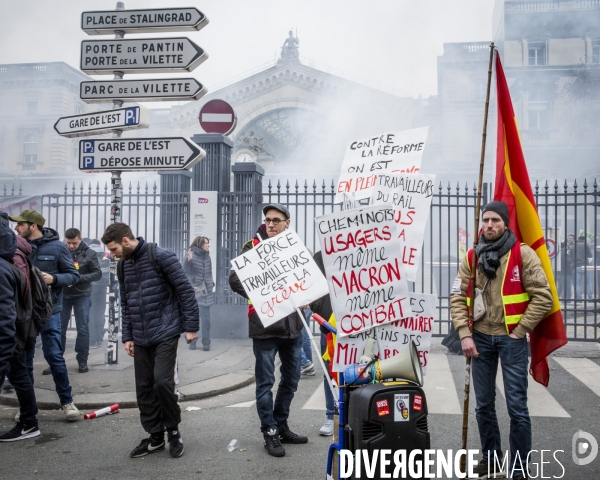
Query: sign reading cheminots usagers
[[80, 38, 207, 75], [82, 8, 208, 35], [79, 138, 205, 172]]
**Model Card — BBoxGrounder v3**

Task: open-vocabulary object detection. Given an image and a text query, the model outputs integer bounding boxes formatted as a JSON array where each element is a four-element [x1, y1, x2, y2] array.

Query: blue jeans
[[60, 296, 91, 363], [575, 268, 593, 299], [472, 331, 530, 476], [321, 333, 335, 420], [0, 351, 38, 427], [28, 312, 73, 406], [253, 335, 302, 433], [300, 309, 312, 365]]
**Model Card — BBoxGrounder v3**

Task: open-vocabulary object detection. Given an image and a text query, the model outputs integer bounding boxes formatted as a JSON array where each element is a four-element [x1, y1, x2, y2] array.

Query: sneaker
[[473, 458, 506, 479], [42, 367, 52, 376], [168, 429, 184, 458], [279, 428, 308, 444], [0, 423, 40, 442], [79, 362, 89, 373], [301, 361, 314, 374], [263, 427, 285, 457], [202, 345, 210, 351], [319, 419, 334, 436], [301, 366, 316, 376], [129, 435, 165, 458], [61, 402, 80, 421]]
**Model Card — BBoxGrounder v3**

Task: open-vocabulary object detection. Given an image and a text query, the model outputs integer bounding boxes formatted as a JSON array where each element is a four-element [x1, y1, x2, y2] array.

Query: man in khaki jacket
[[450, 201, 553, 480]]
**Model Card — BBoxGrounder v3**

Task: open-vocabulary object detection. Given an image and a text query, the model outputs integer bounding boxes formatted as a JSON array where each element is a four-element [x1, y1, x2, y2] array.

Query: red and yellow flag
[[494, 53, 567, 386]]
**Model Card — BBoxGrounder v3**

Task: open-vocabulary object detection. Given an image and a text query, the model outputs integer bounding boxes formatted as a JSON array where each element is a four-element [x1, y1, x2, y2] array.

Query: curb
[[0, 374, 255, 411]]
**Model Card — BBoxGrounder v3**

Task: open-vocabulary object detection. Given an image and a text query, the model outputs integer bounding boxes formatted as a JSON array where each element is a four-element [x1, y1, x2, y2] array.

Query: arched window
[[24, 134, 38, 167]]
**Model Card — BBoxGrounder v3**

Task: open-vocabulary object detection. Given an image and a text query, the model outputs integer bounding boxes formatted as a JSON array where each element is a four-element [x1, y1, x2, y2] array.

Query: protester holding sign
[[228, 204, 310, 458]]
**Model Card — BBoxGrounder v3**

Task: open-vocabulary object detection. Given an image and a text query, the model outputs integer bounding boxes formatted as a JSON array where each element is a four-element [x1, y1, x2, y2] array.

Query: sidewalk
[[0, 335, 255, 410]]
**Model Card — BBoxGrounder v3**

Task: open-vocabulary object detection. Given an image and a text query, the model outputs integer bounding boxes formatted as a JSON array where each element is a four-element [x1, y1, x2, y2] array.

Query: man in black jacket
[[101, 223, 199, 459], [0, 221, 17, 392], [11, 209, 81, 421], [60, 228, 102, 373], [229, 203, 308, 458]]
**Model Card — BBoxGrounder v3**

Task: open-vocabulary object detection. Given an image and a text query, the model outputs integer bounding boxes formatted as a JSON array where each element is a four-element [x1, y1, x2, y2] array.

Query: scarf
[[475, 229, 517, 279]]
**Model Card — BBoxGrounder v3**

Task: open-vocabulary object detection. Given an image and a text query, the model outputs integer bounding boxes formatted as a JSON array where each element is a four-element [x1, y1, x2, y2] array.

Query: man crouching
[[102, 223, 199, 458]]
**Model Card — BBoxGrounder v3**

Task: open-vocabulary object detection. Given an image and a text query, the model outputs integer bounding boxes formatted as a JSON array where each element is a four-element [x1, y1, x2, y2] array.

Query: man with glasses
[[229, 203, 308, 458]]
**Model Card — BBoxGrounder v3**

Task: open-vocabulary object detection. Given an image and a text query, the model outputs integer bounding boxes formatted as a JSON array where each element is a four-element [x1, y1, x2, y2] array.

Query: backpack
[[116, 243, 173, 295], [9, 264, 33, 355]]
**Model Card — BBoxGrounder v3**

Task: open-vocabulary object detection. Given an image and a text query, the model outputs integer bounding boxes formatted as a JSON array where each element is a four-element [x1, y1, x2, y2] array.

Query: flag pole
[[460, 42, 495, 474]]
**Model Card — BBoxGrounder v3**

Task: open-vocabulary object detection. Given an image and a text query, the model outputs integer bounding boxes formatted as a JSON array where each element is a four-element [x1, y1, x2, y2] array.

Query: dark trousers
[[134, 335, 181, 435], [253, 335, 302, 433], [60, 296, 91, 364], [89, 285, 107, 344], [199, 304, 211, 347], [0, 351, 38, 427]]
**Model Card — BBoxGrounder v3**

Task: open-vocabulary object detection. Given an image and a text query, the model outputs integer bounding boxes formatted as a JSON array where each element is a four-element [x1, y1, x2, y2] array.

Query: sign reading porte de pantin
[[230, 230, 329, 329], [79, 138, 204, 172]]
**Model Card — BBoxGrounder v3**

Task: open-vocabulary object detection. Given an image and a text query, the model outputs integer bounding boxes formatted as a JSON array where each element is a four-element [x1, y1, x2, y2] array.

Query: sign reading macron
[[80, 38, 207, 74], [79, 138, 204, 172], [231, 230, 329, 329]]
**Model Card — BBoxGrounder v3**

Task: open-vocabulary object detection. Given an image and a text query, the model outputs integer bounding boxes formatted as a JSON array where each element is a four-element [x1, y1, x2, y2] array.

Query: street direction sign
[[80, 78, 206, 103], [54, 106, 150, 138], [79, 138, 205, 172], [80, 38, 207, 75], [199, 99, 237, 135], [82, 8, 208, 35]]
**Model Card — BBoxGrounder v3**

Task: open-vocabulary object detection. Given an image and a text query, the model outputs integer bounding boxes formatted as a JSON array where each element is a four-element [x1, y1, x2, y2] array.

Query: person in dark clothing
[[559, 234, 576, 299], [575, 235, 593, 299], [88, 240, 109, 348], [101, 222, 199, 459], [10, 210, 81, 421], [60, 228, 102, 373], [0, 219, 41, 441], [228, 203, 308, 458], [184, 236, 214, 351]]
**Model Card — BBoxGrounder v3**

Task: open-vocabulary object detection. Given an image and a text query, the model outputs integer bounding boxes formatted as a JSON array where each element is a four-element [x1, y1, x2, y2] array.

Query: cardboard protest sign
[[370, 173, 436, 282], [333, 293, 436, 373], [334, 127, 429, 202], [315, 204, 412, 338], [230, 230, 329, 328]]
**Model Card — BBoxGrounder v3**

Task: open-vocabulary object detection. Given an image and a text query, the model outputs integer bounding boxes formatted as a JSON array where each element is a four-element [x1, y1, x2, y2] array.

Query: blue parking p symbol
[[82, 157, 94, 169], [82, 141, 95, 153], [124, 108, 138, 125]]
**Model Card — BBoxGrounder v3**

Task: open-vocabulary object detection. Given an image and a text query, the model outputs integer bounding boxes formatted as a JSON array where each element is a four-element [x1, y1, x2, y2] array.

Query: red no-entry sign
[[199, 99, 237, 135]]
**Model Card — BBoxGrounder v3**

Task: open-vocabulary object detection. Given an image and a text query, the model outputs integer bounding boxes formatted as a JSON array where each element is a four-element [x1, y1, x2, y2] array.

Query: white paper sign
[[315, 205, 412, 338], [370, 174, 436, 282], [230, 230, 329, 328], [333, 293, 436, 373], [334, 127, 429, 202]]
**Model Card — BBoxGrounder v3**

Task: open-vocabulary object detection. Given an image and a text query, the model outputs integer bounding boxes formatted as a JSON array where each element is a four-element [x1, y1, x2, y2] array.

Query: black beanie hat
[[482, 201, 509, 226]]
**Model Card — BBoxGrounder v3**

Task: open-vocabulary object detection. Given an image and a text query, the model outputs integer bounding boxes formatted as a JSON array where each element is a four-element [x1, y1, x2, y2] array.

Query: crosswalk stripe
[[496, 364, 570, 418], [422, 353, 463, 415], [303, 384, 327, 410], [227, 400, 256, 408], [553, 357, 600, 398]]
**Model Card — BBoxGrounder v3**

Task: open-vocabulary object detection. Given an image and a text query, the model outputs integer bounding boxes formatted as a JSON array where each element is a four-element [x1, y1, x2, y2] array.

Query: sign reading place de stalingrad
[[80, 37, 207, 75], [79, 138, 206, 172], [81, 7, 208, 35]]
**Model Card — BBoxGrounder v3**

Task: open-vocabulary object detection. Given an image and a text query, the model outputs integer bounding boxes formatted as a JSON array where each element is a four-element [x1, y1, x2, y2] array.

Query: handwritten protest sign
[[230, 230, 329, 328], [334, 127, 429, 202], [333, 293, 436, 373], [370, 173, 436, 282], [315, 204, 412, 338]]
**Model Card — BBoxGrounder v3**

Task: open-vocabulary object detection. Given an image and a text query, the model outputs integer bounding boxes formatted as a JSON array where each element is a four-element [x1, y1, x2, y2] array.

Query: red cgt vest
[[466, 242, 531, 334]]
